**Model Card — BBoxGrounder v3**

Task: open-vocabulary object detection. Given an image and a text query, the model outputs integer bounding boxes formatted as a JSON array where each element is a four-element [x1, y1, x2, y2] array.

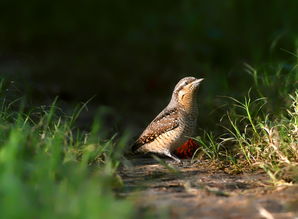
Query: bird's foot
[[164, 152, 182, 164]]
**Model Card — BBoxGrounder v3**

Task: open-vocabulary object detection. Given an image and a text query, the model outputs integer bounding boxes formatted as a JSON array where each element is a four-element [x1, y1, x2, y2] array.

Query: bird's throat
[[180, 93, 198, 113]]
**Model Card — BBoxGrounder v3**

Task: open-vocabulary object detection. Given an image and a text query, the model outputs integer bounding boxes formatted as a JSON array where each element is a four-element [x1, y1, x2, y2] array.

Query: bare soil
[[119, 158, 298, 219]]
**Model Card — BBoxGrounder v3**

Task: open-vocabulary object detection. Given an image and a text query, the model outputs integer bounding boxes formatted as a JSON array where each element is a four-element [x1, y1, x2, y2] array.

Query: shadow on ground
[[119, 158, 298, 218]]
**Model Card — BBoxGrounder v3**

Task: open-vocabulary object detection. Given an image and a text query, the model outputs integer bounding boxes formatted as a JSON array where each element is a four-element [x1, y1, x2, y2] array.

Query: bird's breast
[[167, 112, 197, 151]]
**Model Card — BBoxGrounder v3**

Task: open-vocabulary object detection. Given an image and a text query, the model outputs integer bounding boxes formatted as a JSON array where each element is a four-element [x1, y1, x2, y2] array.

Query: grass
[[0, 69, 296, 219], [0, 54, 297, 218], [0, 81, 136, 219], [194, 62, 298, 183]]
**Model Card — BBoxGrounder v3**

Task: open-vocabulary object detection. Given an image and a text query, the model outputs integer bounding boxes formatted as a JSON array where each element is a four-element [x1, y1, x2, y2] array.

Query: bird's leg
[[164, 151, 181, 163]]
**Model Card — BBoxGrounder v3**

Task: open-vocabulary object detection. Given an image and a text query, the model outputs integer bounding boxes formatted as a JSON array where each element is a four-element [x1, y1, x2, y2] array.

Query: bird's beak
[[191, 78, 204, 86]]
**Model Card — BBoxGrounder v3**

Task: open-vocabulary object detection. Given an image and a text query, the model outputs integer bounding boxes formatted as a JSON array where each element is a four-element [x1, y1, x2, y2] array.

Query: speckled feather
[[131, 108, 179, 152]]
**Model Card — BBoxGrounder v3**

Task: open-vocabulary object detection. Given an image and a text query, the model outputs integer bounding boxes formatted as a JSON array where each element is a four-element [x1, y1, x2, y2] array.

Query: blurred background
[[0, 0, 298, 133]]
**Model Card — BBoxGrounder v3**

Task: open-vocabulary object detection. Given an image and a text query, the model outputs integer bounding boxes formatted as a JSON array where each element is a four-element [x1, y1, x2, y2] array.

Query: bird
[[131, 76, 203, 163]]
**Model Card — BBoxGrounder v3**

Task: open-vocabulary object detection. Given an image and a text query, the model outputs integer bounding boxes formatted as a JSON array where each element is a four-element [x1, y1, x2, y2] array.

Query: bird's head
[[170, 76, 204, 109]]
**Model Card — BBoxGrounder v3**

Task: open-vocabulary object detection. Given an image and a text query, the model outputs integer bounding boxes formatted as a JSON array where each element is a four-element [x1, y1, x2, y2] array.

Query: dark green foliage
[[1, 0, 298, 128]]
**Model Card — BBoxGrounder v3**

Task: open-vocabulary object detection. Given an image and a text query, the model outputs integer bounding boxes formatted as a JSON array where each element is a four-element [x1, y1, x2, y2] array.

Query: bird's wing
[[131, 108, 179, 152]]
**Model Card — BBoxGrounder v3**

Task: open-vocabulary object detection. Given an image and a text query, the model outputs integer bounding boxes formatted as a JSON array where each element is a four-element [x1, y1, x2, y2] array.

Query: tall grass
[[196, 63, 298, 183], [0, 81, 135, 219]]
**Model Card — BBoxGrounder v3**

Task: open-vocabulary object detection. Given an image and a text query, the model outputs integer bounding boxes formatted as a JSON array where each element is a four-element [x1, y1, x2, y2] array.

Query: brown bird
[[131, 76, 203, 162]]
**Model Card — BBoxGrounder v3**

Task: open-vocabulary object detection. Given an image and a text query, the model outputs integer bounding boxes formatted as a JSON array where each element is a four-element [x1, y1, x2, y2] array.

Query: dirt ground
[[119, 158, 298, 219]]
